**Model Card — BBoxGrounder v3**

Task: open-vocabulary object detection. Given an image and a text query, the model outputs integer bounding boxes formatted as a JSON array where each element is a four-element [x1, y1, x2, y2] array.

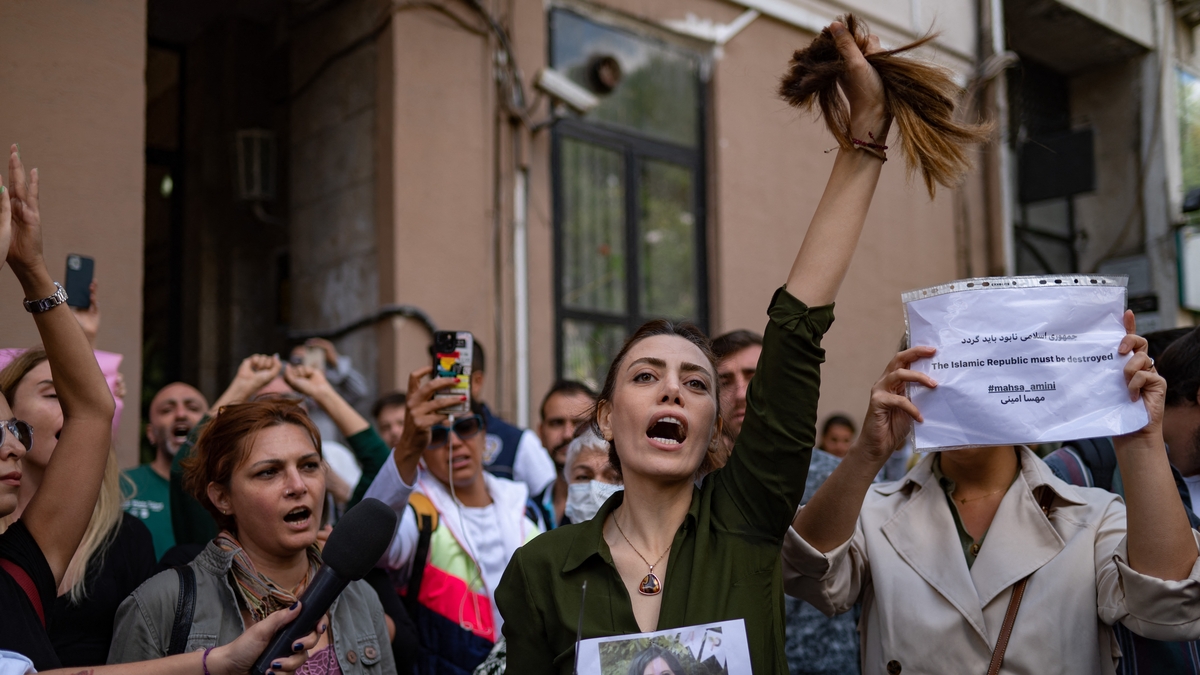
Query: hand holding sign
[[1117, 310, 1165, 441], [856, 346, 937, 461], [902, 275, 1149, 451]]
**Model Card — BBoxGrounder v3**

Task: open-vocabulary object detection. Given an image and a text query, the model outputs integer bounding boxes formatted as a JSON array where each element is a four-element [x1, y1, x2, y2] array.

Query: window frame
[[550, 90, 708, 382]]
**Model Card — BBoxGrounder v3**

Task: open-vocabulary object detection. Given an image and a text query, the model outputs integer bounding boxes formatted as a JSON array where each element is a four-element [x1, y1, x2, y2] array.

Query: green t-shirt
[[122, 464, 175, 560]]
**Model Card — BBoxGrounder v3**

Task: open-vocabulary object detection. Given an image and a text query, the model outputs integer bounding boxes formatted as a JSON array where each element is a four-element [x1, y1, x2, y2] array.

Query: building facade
[[1, 0, 1196, 468]]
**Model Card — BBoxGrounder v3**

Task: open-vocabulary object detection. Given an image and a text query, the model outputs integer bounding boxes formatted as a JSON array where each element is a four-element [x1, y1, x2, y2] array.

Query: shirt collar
[[560, 485, 702, 574], [880, 446, 1087, 506]]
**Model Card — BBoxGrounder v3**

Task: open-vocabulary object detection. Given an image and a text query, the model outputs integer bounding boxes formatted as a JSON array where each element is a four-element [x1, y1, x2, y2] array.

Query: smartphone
[[432, 331, 473, 416], [302, 345, 326, 371], [65, 254, 94, 309]]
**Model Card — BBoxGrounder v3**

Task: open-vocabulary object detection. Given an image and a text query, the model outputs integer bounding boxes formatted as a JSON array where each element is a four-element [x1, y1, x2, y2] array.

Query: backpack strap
[[0, 558, 45, 628], [168, 565, 197, 656], [987, 487, 1056, 675], [1073, 437, 1117, 492], [404, 493, 439, 617]]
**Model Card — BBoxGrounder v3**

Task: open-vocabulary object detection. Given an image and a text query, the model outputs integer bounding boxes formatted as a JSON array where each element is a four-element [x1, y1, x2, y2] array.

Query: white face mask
[[565, 480, 623, 524]]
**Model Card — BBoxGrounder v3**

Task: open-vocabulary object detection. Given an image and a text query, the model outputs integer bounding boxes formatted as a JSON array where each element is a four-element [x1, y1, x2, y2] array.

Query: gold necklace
[[953, 485, 1007, 505], [613, 512, 671, 596]]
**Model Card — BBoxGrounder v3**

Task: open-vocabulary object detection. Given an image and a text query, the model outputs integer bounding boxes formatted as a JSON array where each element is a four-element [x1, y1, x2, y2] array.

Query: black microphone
[[252, 498, 398, 675]]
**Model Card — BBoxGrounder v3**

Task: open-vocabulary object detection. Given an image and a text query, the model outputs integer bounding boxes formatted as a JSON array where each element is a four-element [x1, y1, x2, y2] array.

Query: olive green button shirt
[[495, 287, 833, 675]]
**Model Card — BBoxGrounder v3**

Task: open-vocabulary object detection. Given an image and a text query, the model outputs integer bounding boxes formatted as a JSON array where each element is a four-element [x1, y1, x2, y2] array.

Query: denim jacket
[[108, 541, 396, 674]]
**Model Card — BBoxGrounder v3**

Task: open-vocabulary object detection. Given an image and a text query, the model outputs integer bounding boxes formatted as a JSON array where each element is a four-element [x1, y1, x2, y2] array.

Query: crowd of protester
[[6, 17, 1200, 675]]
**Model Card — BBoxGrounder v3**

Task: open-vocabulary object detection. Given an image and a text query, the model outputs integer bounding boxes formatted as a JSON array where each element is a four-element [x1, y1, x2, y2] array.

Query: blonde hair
[[0, 347, 128, 602]]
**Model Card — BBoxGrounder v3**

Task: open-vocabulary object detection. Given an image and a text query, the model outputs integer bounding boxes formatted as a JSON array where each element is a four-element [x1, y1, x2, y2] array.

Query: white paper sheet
[[903, 275, 1149, 451], [574, 619, 752, 675]]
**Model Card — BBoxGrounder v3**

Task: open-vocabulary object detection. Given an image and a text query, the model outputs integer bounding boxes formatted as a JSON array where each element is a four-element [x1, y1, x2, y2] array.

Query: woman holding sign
[[784, 318, 1200, 674], [494, 17, 983, 675]]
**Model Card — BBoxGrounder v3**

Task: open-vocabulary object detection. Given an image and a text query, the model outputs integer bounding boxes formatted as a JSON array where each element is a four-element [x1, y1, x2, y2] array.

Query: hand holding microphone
[[251, 498, 398, 675]]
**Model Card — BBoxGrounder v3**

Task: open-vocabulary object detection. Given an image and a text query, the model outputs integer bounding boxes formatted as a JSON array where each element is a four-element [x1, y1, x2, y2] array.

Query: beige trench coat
[[783, 447, 1200, 675]]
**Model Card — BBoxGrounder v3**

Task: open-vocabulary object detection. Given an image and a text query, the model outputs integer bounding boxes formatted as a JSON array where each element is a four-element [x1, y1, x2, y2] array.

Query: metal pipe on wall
[[513, 165, 530, 428], [990, 0, 1016, 275]]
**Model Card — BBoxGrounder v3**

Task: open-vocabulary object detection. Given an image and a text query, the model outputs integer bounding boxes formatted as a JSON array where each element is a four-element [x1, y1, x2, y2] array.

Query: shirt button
[[887, 660, 902, 674], [970, 543, 981, 556], [347, 650, 358, 664], [364, 645, 378, 660]]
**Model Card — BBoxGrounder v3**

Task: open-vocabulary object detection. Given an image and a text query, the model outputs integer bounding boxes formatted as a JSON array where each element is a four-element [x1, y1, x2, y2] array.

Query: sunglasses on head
[[429, 415, 484, 450], [1, 419, 33, 452]]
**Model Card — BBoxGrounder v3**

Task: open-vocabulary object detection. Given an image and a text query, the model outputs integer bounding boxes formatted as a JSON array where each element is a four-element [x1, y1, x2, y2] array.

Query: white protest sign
[[903, 275, 1149, 451], [574, 619, 752, 675]]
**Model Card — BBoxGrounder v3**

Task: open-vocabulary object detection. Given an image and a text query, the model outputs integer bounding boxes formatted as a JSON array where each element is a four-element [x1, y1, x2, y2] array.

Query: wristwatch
[[23, 282, 68, 314]]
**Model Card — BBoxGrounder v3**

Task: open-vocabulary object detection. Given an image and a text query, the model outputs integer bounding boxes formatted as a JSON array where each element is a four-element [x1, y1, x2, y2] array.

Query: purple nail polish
[[293, 642, 304, 652]]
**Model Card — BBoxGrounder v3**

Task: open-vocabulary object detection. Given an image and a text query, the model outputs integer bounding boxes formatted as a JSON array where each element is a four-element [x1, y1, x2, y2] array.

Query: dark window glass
[[550, 9, 699, 148], [551, 9, 706, 386]]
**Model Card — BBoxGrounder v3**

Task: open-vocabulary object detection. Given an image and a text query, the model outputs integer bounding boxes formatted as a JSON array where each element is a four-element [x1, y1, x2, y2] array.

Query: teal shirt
[[122, 464, 175, 559], [495, 287, 832, 675]]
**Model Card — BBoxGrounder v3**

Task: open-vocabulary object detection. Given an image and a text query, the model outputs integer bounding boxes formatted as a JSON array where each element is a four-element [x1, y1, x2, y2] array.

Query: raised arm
[[209, 353, 282, 413], [785, 23, 889, 307], [284, 363, 370, 437], [5, 145, 116, 585], [1114, 311, 1198, 580], [389, 366, 458, 485], [791, 346, 935, 551]]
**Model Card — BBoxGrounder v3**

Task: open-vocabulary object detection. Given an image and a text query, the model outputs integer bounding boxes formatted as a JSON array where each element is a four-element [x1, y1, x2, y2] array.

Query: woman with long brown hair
[[494, 21, 956, 674]]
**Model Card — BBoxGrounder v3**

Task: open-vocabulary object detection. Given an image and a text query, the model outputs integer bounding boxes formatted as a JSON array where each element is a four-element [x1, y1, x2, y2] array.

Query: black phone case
[[65, 254, 94, 309]]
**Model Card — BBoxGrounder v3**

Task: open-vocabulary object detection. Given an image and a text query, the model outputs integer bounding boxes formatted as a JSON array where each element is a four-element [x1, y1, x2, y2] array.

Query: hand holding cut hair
[[828, 21, 888, 137], [855, 346, 937, 463]]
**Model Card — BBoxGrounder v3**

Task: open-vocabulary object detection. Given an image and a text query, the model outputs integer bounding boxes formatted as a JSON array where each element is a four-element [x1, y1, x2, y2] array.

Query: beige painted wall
[[0, 2, 147, 468], [710, 12, 963, 427], [379, 0, 980, 430]]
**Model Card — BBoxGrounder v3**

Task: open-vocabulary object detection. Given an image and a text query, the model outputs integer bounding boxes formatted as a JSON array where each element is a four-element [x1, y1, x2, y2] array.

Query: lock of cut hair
[[779, 14, 990, 197]]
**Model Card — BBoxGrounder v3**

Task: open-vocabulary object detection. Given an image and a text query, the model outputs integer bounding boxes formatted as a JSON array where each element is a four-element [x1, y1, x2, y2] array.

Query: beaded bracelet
[[202, 647, 213, 675]]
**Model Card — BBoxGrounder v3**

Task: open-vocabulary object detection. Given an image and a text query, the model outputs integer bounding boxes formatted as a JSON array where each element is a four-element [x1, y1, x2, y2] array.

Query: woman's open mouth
[[283, 506, 312, 529], [646, 414, 688, 449], [450, 453, 472, 471]]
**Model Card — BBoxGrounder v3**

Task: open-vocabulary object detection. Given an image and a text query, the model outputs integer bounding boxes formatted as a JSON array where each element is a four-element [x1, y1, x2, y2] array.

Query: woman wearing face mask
[[0, 145, 117, 670], [493, 22, 917, 675], [562, 428, 623, 525], [109, 399, 396, 674], [364, 369, 542, 674]]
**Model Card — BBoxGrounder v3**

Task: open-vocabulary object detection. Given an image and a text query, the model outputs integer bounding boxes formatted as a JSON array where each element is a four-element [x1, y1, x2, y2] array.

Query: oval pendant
[[638, 572, 662, 596]]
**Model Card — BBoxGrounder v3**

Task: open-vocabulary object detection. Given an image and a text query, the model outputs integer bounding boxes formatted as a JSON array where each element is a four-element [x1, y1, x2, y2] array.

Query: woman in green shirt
[[495, 22, 897, 675]]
